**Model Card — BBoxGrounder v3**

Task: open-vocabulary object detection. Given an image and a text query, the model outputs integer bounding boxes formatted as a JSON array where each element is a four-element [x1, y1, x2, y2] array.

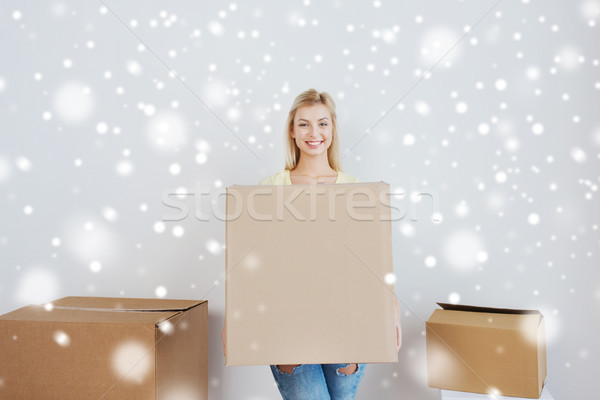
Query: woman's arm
[[221, 322, 226, 358]]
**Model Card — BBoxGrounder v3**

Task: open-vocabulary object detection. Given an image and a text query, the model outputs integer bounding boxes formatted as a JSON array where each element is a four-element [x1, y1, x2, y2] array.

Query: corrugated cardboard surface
[[0, 319, 156, 399], [440, 387, 553, 399], [156, 302, 208, 400], [51, 296, 202, 311], [426, 303, 546, 399], [225, 181, 397, 366], [0, 296, 207, 400]]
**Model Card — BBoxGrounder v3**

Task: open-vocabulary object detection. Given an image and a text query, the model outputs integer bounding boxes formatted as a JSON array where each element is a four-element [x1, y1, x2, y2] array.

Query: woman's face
[[291, 104, 333, 157]]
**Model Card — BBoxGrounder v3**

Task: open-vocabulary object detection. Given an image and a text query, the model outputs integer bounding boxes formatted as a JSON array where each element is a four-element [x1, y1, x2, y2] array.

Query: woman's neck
[[292, 154, 336, 176]]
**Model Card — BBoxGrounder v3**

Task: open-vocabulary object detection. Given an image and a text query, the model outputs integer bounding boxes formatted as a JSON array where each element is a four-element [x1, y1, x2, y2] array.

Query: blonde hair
[[284, 88, 343, 172]]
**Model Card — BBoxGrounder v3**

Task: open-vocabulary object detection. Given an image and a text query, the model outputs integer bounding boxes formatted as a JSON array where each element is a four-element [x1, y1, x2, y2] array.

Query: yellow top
[[258, 169, 361, 185]]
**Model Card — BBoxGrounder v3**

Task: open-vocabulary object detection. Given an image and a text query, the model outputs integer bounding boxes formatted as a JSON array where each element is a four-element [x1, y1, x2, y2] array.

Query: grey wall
[[1, 1, 598, 399]]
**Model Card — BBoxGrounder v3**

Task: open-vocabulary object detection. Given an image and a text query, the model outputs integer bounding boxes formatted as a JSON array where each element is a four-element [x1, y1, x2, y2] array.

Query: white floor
[[440, 387, 553, 400]]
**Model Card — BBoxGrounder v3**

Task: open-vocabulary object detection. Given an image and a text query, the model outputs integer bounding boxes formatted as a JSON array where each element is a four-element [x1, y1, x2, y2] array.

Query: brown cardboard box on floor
[[426, 303, 547, 399], [225, 181, 398, 366], [0, 296, 208, 400]]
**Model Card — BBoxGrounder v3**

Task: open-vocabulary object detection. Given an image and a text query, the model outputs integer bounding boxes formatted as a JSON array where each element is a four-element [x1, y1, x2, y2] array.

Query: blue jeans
[[269, 363, 367, 400]]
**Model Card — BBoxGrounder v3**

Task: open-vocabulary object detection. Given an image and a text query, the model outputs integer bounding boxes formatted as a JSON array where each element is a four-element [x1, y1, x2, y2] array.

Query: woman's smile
[[305, 140, 323, 148]]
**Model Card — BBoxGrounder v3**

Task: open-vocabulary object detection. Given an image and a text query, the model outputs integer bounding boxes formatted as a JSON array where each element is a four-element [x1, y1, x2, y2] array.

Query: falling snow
[[0, 2, 597, 399]]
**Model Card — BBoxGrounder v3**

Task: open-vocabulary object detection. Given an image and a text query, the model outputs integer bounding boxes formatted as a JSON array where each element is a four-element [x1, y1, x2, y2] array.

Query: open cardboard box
[[0, 296, 208, 399], [225, 181, 398, 366], [426, 303, 547, 399]]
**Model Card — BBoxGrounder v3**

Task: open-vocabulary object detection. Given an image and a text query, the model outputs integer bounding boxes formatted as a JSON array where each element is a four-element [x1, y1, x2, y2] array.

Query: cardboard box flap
[[49, 296, 205, 312], [429, 307, 542, 331], [437, 302, 541, 315], [0, 304, 179, 325]]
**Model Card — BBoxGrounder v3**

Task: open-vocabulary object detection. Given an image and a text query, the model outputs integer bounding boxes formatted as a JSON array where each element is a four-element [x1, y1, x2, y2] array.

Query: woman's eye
[[298, 123, 326, 127]]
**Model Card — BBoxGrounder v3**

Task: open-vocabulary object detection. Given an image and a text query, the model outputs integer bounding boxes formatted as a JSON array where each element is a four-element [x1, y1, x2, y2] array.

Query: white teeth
[[307, 141, 322, 145]]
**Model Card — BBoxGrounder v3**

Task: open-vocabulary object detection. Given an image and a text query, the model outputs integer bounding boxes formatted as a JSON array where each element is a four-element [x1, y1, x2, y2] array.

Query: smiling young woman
[[222, 88, 402, 400]]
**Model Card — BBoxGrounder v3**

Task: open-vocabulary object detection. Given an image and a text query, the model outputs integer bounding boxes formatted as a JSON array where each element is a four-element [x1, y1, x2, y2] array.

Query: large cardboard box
[[225, 181, 397, 366], [440, 387, 554, 399], [0, 296, 208, 399], [426, 303, 547, 399]]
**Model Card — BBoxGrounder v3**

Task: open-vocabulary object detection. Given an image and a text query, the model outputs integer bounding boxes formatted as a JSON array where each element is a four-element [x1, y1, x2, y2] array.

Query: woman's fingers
[[393, 296, 402, 352]]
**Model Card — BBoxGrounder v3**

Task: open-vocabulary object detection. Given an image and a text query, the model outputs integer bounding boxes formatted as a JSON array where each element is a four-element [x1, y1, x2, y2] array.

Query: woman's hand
[[221, 321, 226, 358], [394, 296, 402, 352]]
